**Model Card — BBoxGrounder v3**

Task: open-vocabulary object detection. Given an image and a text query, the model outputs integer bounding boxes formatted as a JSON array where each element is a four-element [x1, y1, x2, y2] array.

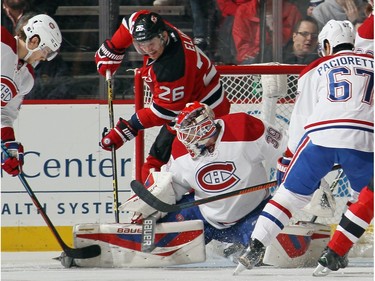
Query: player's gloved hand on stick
[[120, 172, 176, 224], [2, 141, 24, 176], [276, 156, 291, 186], [100, 118, 138, 151], [95, 39, 126, 77]]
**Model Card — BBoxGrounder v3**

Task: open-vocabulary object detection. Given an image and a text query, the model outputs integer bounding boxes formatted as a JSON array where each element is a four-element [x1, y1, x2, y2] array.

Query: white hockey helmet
[[174, 101, 217, 159], [22, 14, 62, 61], [318, 20, 355, 56]]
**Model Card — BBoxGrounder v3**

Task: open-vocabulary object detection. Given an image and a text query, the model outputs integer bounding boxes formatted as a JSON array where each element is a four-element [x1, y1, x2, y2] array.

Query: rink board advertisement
[[1, 102, 136, 250]]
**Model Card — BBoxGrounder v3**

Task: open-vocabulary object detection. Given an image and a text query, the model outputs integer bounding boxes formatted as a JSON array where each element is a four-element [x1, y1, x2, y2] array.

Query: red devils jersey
[[161, 113, 287, 229], [111, 10, 229, 129]]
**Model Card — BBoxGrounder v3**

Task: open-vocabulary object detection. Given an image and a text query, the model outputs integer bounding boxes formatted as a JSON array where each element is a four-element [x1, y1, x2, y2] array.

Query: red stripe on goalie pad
[[276, 233, 311, 258], [263, 222, 331, 268]]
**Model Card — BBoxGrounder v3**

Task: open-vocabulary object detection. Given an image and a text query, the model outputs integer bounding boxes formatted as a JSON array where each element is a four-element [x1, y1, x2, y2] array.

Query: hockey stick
[[1, 144, 101, 259], [130, 165, 342, 213], [106, 70, 120, 223], [131, 180, 277, 213]]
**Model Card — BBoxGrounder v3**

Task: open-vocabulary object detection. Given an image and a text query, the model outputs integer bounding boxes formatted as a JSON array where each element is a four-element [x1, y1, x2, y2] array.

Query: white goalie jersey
[[161, 112, 287, 229]]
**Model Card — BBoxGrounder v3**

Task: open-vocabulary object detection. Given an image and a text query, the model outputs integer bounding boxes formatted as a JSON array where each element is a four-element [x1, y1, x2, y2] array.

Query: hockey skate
[[233, 239, 265, 275], [313, 248, 349, 276], [223, 243, 245, 264]]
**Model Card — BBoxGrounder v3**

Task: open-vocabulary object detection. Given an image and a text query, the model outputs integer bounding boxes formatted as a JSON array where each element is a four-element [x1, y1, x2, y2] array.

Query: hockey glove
[[276, 156, 291, 186], [100, 118, 138, 151], [95, 39, 126, 77], [2, 141, 24, 176], [119, 172, 176, 224]]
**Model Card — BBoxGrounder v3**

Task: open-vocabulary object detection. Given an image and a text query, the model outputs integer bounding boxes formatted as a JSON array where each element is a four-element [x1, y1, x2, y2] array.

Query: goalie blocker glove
[[100, 118, 138, 151], [2, 141, 24, 176], [95, 39, 126, 76]]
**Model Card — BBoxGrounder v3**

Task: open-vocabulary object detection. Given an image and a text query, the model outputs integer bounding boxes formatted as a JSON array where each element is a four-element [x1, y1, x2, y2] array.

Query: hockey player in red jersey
[[313, 178, 374, 276], [121, 101, 287, 256], [234, 19, 374, 275], [1, 14, 62, 176], [95, 10, 230, 182]]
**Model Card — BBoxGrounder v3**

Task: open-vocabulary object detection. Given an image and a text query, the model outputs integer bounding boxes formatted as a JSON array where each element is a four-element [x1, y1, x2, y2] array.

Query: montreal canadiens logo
[[1, 76, 17, 106], [196, 161, 240, 193]]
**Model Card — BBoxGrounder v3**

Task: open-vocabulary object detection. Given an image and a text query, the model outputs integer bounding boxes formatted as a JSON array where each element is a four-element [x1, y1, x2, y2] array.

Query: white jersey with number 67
[[288, 51, 374, 154]]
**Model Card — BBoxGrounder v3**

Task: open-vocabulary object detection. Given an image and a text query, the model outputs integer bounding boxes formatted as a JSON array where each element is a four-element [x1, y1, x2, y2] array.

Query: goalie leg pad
[[263, 222, 331, 268], [73, 221, 205, 268]]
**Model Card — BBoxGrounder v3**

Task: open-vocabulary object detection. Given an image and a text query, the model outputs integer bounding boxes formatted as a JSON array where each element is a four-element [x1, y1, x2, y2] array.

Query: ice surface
[[1, 251, 373, 281]]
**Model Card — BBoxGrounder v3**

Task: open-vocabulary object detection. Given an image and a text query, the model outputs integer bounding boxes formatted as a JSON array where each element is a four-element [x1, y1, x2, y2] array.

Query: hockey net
[[133, 64, 373, 254]]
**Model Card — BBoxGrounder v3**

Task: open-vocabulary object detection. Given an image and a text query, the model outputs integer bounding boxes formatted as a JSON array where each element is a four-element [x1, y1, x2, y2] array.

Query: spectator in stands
[[232, 0, 302, 65], [95, 10, 230, 182], [307, 0, 325, 16], [2, 0, 58, 35], [312, 0, 365, 30], [1, 14, 62, 176], [28, 0, 58, 15], [188, 0, 218, 56], [215, 0, 252, 64], [283, 17, 320, 64], [2, 0, 30, 34], [254, 16, 320, 64], [352, 0, 374, 32]]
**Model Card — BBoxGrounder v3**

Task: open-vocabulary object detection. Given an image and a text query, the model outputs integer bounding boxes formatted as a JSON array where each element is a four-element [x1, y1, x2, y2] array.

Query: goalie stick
[[1, 144, 101, 259], [131, 180, 277, 213], [130, 165, 342, 213]]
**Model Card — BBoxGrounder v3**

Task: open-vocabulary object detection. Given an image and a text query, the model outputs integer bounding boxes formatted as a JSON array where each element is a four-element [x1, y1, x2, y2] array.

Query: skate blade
[[313, 263, 332, 276], [233, 263, 246, 276]]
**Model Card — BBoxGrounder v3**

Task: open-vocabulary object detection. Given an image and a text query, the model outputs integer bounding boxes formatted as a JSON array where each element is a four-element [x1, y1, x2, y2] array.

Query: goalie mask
[[22, 14, 62, 61], [175, 102, 218, 159], [318, 20, 354, 56]]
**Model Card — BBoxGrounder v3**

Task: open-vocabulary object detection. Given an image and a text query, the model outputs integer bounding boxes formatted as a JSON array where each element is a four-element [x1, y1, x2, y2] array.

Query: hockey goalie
[[72, 102, 333, 268]]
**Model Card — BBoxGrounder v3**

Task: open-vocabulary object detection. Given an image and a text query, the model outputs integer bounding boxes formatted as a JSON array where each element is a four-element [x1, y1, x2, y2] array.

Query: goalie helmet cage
[[132, 64, 363, 228]]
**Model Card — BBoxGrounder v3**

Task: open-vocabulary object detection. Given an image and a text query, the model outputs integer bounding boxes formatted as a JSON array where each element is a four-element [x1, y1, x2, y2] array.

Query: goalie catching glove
[[100, 118, 138, 151], [2, 141, 24, 176], [95, 39, 126, 76], [120, 172, 176, 224]]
